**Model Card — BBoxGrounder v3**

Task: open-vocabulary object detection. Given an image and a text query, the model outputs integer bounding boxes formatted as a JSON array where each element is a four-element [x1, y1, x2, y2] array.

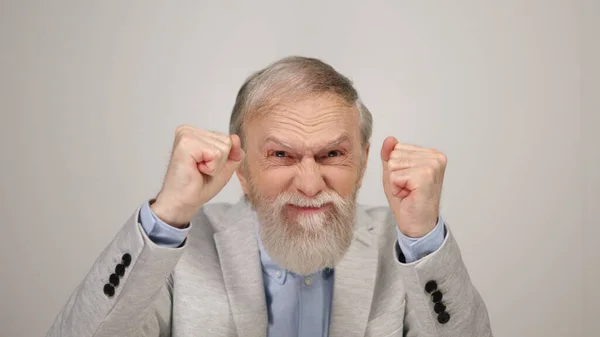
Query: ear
[[236, 163, 249, 194], [357, 143, 370, 189]]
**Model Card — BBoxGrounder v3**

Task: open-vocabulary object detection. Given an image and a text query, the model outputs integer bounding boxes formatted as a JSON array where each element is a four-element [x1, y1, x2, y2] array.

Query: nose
[[294, 158, 326, 198]]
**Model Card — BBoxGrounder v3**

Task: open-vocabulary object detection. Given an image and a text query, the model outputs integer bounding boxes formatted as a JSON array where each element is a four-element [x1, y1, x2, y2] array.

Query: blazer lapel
[[329, 207, 379, 337], [213, 199, 268, 337]]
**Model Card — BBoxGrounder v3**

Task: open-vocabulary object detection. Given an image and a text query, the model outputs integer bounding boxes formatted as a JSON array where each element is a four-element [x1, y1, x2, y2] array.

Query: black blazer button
[[122, 253, 132, 267], [115, 264, 125, 277], [431, 290, 443, 303], [438, 311, 450, 324], [434, 302, 446, 314], [103, 284, 115, 297], [425, 280, 438, 294], [109, 273, 120, 287]]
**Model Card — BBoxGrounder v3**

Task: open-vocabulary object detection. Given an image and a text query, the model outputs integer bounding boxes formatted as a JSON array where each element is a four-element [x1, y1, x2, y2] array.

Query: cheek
[[322, 167, 360, 197], [252, 167, 295, 197]]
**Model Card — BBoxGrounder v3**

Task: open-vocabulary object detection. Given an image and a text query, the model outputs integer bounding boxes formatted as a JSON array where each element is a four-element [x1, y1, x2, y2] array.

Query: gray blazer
[[46, 198, 492, 337]]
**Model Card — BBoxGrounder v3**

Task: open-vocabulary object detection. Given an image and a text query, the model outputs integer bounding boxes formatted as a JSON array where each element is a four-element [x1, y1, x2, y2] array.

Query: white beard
[[248, 189, 358, 275]]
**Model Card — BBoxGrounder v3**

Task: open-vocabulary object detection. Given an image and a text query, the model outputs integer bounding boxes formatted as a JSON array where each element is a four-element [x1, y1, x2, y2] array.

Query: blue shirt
[[138, 201, 446, 337]]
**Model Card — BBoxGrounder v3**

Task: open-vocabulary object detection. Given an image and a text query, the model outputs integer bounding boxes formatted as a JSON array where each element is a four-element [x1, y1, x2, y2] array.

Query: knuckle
[[175, 124, 193, 135], [211, 132, 232, 146], [423, 166, 436, 177], [429, 148, 445, 158], [386, 160, 398, 171], [178, 134, 195, 147], [437, 152, 448, 165], [204, 130, 217, 137], [222, 136, 233, 147], [213, 147, 223, 158]]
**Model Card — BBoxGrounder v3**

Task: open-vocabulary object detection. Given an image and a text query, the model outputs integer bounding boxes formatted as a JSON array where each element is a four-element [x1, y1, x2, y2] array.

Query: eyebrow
[[320, 134, 351, 150], [261, 133, 351, 152], [262, 137, 293, 149]]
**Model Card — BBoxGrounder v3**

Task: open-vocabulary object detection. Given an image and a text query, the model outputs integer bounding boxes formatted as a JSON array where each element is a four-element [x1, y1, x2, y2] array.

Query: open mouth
[[286, 203, 333, 214]]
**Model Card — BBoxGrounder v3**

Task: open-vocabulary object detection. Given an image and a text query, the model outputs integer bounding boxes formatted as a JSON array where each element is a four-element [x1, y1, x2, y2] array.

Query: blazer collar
[[213, 198, 268, 337]]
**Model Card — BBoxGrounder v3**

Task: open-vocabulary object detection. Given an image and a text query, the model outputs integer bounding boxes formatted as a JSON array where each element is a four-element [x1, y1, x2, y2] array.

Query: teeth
[[292, 203, 322, 208]]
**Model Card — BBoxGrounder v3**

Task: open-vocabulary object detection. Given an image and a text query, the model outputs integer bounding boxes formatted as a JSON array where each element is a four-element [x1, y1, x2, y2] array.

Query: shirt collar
[[256, 232, 288, 285]]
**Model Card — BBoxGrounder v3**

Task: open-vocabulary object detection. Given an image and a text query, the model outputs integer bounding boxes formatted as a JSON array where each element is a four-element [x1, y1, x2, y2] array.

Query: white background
[[0, 1, 597, 336]]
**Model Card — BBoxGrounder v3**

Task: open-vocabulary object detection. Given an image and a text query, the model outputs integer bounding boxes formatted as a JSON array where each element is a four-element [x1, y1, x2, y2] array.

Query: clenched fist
[[151, 125, 244, 228], [381, 136, 447, 238]]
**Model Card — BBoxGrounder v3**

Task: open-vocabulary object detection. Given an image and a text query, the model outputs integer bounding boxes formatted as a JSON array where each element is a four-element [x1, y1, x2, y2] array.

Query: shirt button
[[304, 276, 312, 285], [275, 270, 281, 278]]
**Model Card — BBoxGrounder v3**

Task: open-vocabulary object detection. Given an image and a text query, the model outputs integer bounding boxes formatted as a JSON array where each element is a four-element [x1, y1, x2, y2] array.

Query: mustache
[[273, 191, 347, 208]]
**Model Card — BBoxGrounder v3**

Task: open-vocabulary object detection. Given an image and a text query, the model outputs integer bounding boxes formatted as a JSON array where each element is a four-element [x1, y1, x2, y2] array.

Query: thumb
[[221, 134, 245, 177], [381, 136, 399, 163], [227, 134, 244, 162]]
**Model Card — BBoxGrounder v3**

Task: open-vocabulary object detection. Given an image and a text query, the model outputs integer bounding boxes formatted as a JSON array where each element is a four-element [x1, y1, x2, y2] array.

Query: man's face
[[237, 93, 369, 275]]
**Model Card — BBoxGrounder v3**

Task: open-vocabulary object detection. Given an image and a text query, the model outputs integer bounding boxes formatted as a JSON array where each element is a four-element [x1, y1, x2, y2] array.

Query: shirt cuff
[[138, 200, 191, 248], [396, 216, 446, 263]]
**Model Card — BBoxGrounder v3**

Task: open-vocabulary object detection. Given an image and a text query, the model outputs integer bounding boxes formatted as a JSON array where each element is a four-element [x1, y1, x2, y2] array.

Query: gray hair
[[229, 56, 373, 148]]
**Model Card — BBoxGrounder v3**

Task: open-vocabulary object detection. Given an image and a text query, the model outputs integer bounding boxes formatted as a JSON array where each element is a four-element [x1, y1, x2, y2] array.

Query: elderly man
[[47, 56, 492, 337]]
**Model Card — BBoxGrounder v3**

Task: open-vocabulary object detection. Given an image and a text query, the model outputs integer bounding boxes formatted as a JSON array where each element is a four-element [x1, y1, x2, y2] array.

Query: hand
[[151, 125, 244, 228], [381, 136, 447, 238]]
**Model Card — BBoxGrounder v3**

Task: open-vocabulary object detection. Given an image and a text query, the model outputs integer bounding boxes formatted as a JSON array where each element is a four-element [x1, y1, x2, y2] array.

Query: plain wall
[[582, 0, 599, 336], [0, 1, 591, 336]]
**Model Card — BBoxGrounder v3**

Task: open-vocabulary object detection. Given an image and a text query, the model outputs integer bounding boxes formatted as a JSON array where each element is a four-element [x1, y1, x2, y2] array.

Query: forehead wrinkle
[[271, 111, 347, 130], [252, 99, 359, 152], [261, 133, 352, 154], [268, 118, 340, 139], [268, 101, 354, 125]]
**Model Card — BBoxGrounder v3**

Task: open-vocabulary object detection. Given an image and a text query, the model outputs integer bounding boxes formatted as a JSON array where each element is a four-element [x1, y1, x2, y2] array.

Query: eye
[[273, 150, 287, 158], [327, 150, 342, 157]]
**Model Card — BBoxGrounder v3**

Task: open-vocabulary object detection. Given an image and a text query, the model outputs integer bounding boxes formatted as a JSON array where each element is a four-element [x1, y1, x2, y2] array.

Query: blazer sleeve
[[395, 228, 493, 337], [46, 206, 186, 337]]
